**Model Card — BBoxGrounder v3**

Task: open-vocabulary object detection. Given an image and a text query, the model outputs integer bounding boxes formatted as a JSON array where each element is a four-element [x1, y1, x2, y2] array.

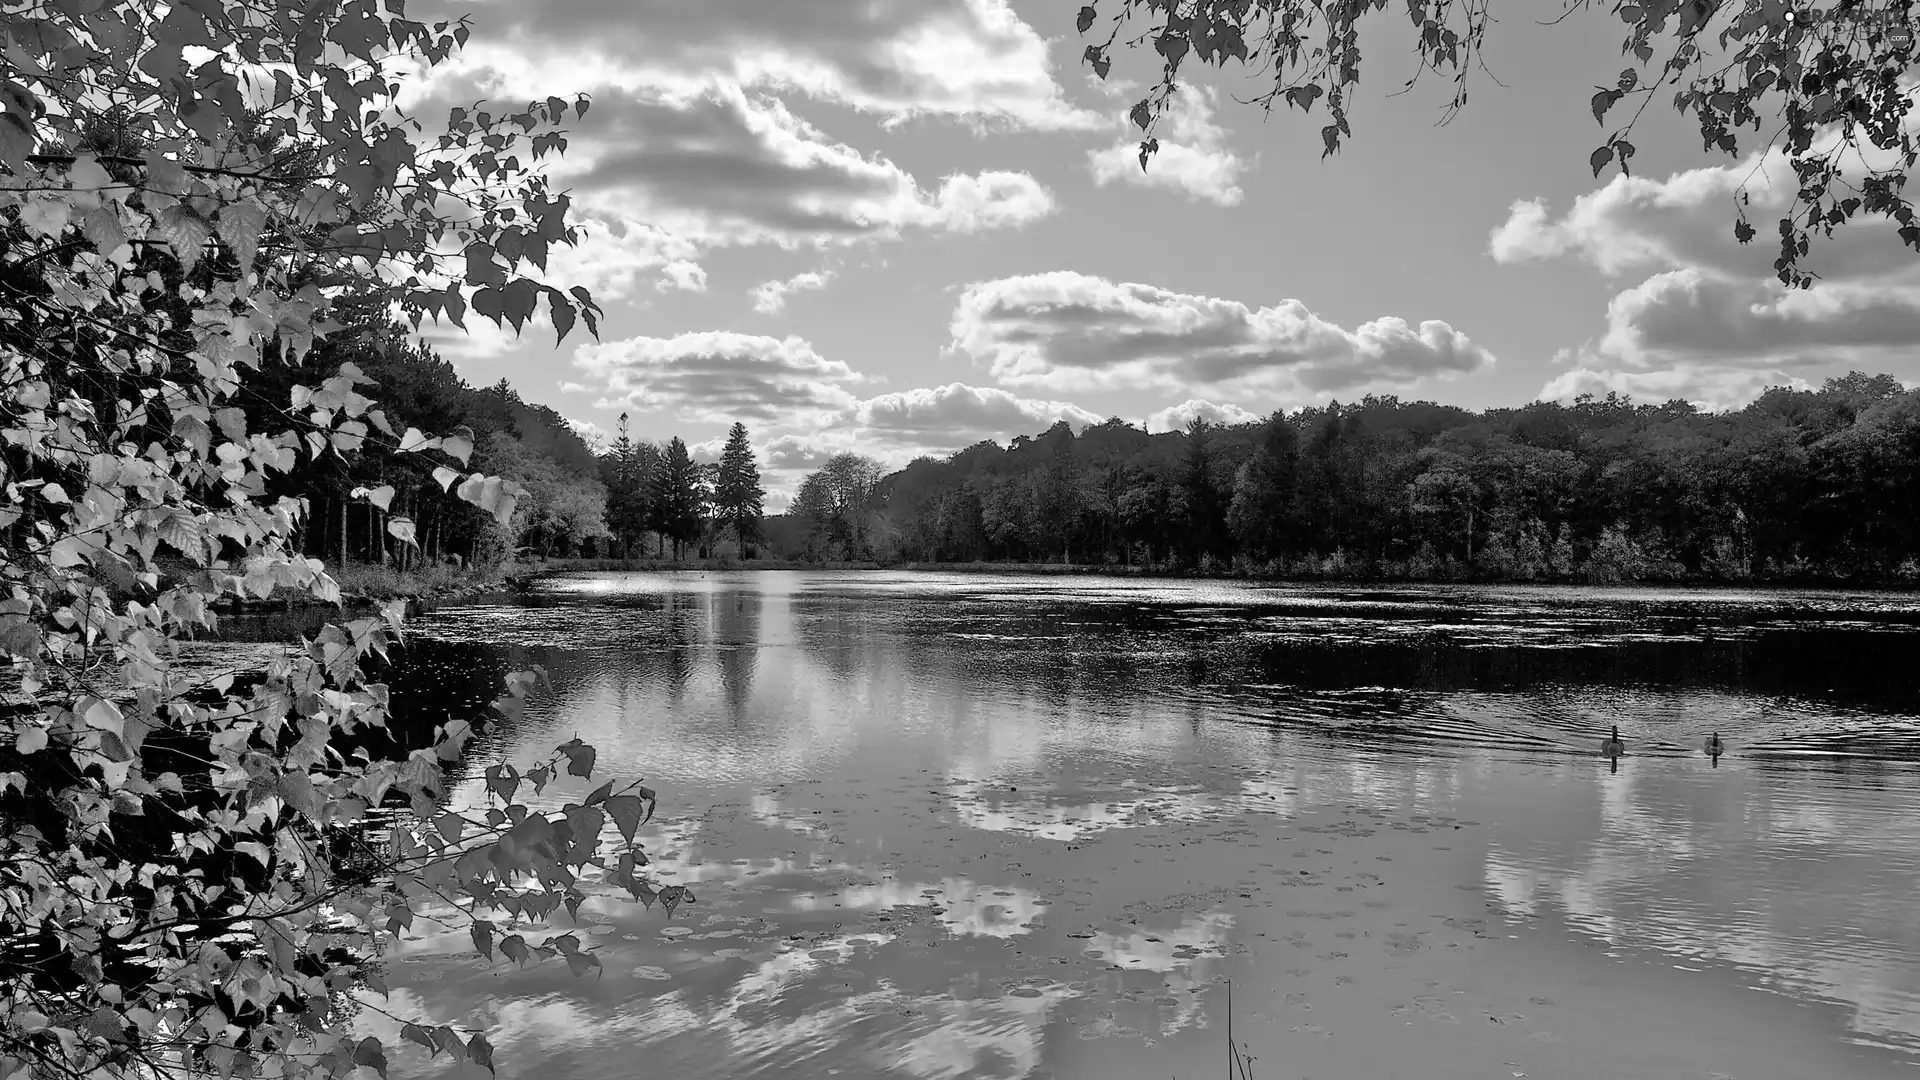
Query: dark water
[[331, 572, 1920, 1079]]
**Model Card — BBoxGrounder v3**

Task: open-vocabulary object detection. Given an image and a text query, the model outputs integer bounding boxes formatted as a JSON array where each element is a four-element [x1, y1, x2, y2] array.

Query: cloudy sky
[[398, 0, 1920, 505]]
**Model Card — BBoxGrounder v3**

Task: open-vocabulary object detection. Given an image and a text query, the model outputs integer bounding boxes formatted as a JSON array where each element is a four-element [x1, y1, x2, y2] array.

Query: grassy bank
[[196, 559, 540, 617], [326, 561, 523, 601]]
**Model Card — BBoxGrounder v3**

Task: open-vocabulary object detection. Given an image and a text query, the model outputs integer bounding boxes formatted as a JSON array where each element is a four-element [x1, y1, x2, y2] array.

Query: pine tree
[[606, 412, 652, 556], [715, 421, 767, 557], [651, 437, 702, 560]]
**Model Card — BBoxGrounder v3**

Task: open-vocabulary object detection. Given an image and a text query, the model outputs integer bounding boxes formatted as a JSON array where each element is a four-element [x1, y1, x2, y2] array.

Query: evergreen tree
[[715, 422, 767, 556], [605, 412, 652, 555], [651, 437, 702, 559]]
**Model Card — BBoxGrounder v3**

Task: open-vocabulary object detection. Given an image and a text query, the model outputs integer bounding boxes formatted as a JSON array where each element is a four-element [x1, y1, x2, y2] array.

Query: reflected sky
[[369, 571, 1920, 1079]]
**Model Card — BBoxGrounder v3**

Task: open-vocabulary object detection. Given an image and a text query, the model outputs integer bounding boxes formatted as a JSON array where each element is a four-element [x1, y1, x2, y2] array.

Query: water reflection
[[374, 572, 1920, 1079], [1480, 761, 1920, 1056]]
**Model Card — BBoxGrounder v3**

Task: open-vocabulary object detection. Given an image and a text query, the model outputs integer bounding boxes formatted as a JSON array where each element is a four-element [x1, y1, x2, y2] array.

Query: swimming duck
[[1705, 732, 1724, 757], [1599, 725, 1626, 758]]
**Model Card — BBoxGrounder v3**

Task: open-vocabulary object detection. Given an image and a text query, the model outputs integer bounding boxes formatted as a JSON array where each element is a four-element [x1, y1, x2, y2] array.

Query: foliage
[[648, 438, 702, 560], [603, 414, 651, 556], [1076, 0, 1920, 287], [0, 0, 690, 1077], [776, 374, 1920, 585], [1182, 419, 1229, 566], [713, 423, 766, 556], [232, 317, 606, 573], [476, 432, 609, 559], [790, 453, 886, 561], [325, 559, 506, 602]]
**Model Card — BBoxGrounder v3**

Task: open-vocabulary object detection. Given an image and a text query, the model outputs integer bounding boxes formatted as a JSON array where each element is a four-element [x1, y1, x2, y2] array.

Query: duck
[[1705, 732, 1724, 757], [1599, 725, 1626, 758]]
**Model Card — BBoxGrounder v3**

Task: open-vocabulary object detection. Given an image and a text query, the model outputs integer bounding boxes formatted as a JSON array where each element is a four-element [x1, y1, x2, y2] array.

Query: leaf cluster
[[0, 0, 677, 1078], [1075, 0, 1920, 286]]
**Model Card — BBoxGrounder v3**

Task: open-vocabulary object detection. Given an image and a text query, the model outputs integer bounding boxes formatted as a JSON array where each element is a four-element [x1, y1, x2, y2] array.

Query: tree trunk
[[338, 497, 347, 566]]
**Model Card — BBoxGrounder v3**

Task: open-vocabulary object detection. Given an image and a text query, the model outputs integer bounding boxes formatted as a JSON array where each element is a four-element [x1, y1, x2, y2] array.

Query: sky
[[392, 0, 1920, 507]]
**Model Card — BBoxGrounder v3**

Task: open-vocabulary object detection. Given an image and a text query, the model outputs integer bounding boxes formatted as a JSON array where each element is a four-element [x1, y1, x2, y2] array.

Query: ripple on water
[[310, 572, 1920, 1079]]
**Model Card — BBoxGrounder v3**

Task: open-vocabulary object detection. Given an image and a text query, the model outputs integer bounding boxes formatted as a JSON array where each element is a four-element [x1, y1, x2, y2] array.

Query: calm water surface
[[353, 572, 1920, 1079]]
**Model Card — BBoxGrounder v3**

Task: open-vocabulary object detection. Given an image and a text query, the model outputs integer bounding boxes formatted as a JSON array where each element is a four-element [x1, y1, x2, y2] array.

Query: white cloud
[[1537, 364, 1817, 411], [414, 306, 558, 363], [574, 332, 865, 424], [1087, 85, 1249, 206], [685, 435, 727, 462], [854, 383, 1102, 443], [1597, 269, 1920, 364], [557, 82, 1056, 245], [1492, 87, 1920, 407], [576, 347, 1107, 458], [1533, 267, 1920, 407], [658, 259, 709, 293], [461, 209, 709, 305], [760, 432, 848, 473], [1489, 95, 1920, 285], [948, 271, 1494, 401], [926, 171, 1057, 231], [409, 0, 1100, 131], [570, 328, 1144, 505], [1145, 399, 1260, 432], [403, 72, 1057, 295], [566, 416, 612, 449], [752, 271, 835, 314]]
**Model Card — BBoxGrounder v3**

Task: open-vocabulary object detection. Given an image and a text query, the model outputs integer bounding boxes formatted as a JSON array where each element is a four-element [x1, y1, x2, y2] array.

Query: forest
[[770, 372, 1920, 587], [257, 312, 1920, 590], [233, 300, 769, 578]]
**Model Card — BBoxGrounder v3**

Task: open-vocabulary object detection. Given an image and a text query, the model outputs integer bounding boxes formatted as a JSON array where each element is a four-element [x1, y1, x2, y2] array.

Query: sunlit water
[[295, 572, 1920, 1079]]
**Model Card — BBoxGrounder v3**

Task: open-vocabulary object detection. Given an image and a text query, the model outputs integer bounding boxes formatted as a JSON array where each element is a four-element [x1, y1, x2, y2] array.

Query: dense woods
[[602, 420, 768, 561], [220, 309, 769, 576], [772, 373, 1920, 586], [232, 302, 607, 572], [177, 318, 1920, 591]]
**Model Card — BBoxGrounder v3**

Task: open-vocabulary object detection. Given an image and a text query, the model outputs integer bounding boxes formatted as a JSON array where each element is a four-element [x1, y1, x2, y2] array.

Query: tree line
[[769, 372, 1920, 586], [602, 419, 766, 561], [234, 307, 769, 572]]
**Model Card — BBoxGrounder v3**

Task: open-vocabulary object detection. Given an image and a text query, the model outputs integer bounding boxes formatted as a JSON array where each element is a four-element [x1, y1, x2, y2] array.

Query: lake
[[349, 571, 1920, 1080]]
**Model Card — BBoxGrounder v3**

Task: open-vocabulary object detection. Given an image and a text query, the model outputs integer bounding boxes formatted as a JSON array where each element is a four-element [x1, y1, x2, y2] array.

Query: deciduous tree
[[1075, 0, 1920, 288], [0, 1, 676, 1078]]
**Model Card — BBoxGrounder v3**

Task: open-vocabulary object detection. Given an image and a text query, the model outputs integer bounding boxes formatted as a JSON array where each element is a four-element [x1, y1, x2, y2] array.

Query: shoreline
[[530, 557, 1920, 593], [207, 556, 1920, 630], [205, 561, 541, 626], [897, 559, 1920, 591]]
